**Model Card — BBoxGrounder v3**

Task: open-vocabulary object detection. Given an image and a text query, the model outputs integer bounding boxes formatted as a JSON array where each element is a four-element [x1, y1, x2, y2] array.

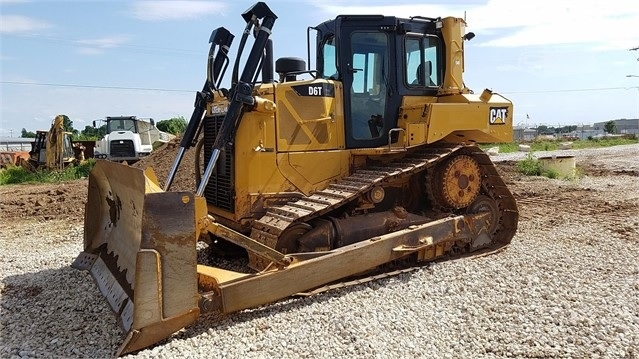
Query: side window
[[405, 35, 440, 87], [322, 36, 338, 79]]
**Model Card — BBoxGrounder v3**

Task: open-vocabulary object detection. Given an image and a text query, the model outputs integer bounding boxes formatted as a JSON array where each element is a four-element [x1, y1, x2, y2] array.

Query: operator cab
[[106, 116, 139, 134], [314, 15, 444, 149], [104, 116, 156, 134]]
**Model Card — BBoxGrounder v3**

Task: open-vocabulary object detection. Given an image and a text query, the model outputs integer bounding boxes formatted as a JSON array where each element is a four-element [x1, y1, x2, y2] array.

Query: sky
[[1, 0, 638, 137]]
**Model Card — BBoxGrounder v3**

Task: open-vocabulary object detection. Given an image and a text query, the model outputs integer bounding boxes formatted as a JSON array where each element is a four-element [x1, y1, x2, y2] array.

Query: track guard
[[72, 160, 200, 356]]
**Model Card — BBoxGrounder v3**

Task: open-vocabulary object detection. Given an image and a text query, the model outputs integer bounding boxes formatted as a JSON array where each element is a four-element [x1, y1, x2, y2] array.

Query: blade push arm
[[164, 27, 234, 191], [196, 2, 277, 196]]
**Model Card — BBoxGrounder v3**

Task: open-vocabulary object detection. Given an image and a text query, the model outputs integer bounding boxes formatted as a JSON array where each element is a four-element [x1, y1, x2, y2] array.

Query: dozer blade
[[72, 160, 201, 356]]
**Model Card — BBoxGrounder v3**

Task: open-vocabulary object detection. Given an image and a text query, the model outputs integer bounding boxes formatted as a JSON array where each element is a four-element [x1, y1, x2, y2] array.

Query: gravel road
[[1, 144, 638, 359]]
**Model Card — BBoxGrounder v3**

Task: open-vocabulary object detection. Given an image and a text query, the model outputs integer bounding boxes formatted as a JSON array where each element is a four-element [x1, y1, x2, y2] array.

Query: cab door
[[339, 28, 395, 149]]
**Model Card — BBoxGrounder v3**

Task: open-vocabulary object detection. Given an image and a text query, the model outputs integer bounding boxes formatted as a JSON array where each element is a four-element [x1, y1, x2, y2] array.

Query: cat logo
[[489, 107, 508, 125]]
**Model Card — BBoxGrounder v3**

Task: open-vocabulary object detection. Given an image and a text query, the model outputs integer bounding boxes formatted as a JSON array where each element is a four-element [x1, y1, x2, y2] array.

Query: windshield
[[106, 119, 137, 134]]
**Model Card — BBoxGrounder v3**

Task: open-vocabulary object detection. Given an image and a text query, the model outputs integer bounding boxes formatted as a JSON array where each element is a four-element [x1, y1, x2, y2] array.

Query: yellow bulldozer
[[73, 2, 518, 356]]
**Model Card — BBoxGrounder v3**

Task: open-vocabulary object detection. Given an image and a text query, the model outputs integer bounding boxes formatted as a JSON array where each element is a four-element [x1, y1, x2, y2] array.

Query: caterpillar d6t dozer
[[73, 2, 518, 356]]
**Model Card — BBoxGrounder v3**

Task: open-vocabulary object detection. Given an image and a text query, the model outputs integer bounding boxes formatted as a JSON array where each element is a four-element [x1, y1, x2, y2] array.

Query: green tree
[[157, 116, 187, 136], [604, 120, 617, 134], [61, 115, 73, 132], [556, 125, 577, 134], [21, 128, 36, 138], [58, 114, 80, 138], [78, 125, 107, 140], [536, 125, 550, 134]]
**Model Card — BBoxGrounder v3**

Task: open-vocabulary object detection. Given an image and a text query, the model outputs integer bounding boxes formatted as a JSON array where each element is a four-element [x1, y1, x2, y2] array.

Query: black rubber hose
[[194, 136, 205, 188]]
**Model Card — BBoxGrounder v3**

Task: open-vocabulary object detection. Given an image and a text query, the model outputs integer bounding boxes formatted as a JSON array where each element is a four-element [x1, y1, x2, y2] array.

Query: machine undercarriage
[[207, 143, 517, 272]]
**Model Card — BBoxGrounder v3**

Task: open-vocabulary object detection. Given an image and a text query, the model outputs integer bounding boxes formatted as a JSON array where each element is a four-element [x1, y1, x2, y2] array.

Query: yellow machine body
[[208, 78, 512, 228]]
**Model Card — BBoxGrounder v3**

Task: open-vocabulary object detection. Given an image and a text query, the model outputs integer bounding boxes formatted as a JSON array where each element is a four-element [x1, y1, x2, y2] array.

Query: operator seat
[[413, 61, 435, 86]]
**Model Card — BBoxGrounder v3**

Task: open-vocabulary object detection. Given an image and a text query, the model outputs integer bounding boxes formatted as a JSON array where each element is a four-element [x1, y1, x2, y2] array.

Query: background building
[[593, 118, 639, 135]]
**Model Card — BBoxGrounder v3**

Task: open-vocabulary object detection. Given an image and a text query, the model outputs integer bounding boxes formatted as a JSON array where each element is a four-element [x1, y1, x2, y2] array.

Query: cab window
[[405, 36, 440, 87], [321, 36, 338, 79]]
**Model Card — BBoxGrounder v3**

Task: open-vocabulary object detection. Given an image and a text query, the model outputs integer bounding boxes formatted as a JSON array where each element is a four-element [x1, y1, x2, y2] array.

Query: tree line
[[21, 116, 188, 140], [531, 121, 617, 135]]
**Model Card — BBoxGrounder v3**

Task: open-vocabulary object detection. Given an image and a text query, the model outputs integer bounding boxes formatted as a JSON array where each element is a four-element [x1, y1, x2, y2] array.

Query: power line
[[2, 80, 638, 95], [0, 80, 194, 93]]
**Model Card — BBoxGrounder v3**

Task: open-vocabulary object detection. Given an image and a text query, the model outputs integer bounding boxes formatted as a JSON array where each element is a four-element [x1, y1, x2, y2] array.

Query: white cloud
[[311, 3, 458, 18], [74, 35, 130, 55], [131, 0, 228, 21], [0, 15, 51, 33], [310, 0, 639, 51]]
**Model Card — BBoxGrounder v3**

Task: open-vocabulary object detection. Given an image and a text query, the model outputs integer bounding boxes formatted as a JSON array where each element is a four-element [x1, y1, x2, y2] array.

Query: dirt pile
[[0, 137, 204, 223], [131, 136, 203, 192]]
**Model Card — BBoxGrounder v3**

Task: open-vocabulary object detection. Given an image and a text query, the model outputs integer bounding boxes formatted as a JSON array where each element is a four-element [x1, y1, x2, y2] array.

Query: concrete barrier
[[518, 144, 531, 152], [538, 155, 576, 179]]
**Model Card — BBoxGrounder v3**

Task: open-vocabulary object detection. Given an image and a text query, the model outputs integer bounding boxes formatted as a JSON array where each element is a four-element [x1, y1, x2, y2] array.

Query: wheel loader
[[72, 2, 518, 356]]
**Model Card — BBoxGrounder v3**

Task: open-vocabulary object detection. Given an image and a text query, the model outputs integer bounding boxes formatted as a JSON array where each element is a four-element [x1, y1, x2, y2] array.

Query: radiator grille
[[203, 115, 235, 212], [109, 140, 135, 158]]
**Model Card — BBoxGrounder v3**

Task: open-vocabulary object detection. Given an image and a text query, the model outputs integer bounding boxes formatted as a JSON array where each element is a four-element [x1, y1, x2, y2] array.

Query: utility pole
[[629, 47, 639, 119]]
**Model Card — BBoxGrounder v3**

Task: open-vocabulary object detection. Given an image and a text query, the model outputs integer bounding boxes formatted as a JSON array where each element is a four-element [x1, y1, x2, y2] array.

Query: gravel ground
[[489, 143, 639, 166], [1, 144, 638, 359]]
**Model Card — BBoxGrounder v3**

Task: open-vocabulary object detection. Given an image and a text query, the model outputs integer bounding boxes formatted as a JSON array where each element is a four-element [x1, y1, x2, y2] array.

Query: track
[[249, 144, 519, 268]]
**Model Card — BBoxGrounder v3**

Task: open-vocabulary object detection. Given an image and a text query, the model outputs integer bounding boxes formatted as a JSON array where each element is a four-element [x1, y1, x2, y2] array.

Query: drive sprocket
[[431, 154, 481, 209]]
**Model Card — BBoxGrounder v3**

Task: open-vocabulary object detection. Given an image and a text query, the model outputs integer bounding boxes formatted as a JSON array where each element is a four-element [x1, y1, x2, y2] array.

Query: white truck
[[93, 116, 174, 163]]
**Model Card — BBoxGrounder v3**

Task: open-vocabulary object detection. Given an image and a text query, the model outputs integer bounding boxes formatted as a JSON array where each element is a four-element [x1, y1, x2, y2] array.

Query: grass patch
[[543, 169, 559, 179], [516, 153, 572, 179], [484, 143, 519, 153], [571, 137, 638, 149], [0, 159, 95, 185], [481, 137, 638, 154], [516, 153, 541, 176]]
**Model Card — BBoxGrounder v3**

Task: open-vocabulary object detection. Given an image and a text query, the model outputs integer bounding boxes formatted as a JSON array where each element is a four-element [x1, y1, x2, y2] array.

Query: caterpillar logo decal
[[489, 107, 508, 125]]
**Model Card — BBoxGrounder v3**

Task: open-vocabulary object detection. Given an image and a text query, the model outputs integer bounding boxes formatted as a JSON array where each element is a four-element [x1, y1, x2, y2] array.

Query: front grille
[[203, 115, 235, 212], [110, 140, 135, 158]]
